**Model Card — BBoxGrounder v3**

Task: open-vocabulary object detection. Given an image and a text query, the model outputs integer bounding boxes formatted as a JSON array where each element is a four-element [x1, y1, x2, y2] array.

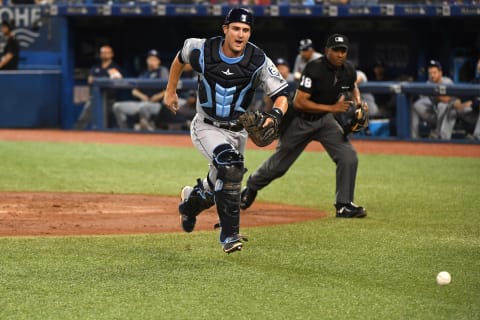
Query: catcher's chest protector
[[189, 37, 266, 120]]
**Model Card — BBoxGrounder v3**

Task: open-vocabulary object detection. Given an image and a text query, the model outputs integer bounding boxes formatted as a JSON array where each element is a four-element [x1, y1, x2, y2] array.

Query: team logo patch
[[267, 64, 281, 77], [221, 68, 235, 76]]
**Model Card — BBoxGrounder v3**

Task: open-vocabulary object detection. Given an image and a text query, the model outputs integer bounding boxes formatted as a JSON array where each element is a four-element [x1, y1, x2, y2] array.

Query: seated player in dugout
[[0, 20, 20, 70]]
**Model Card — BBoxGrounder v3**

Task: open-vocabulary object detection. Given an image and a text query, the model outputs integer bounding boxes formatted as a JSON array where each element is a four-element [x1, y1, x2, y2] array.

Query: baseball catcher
[[238, 108, 283, 147], [334, 94, 369, 136], [164, 8, 289, 254]]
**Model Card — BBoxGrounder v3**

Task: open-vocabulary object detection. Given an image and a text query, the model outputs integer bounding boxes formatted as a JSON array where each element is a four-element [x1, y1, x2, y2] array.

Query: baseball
[[436, 271, 451, 285]]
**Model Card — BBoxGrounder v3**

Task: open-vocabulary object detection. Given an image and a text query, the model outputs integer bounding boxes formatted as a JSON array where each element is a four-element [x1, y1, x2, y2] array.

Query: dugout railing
[[90, 78, 480, 140]]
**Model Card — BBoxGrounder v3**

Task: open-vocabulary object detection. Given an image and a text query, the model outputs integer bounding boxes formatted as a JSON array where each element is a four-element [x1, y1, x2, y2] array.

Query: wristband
[[271, 107, 283, 119]]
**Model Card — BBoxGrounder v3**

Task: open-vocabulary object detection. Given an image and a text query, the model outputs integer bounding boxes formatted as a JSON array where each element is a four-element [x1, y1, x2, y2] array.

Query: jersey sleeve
[[179, 38, 206, 65], [297, 62, 315, 94], [293, 54, 302, 74], [257, 57, 289, 97], [160, 66, 170, 79], [442, 77, 454, 85]]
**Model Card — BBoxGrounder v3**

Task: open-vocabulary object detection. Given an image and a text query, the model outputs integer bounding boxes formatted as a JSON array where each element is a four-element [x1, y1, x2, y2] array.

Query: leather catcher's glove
[[238, 108, 283, 147], [335, 101, 369, 136]]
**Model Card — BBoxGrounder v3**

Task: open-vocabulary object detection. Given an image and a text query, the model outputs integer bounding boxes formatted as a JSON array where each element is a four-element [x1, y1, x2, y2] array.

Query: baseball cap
[[326, 34, 349, 50], [299, 39, 313, 51], [224, 8, 254, 28], [147, 49, 159, 58], [427, 60, 442, 70], [275, 57, 288, 66]]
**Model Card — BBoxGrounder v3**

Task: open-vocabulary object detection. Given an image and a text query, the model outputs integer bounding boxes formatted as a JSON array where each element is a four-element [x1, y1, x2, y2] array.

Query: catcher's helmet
[[224, 8, 254, 28]]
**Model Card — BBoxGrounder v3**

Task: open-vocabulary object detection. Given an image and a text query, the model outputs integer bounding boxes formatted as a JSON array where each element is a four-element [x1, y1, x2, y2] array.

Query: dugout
[[0, 3, 479, 136]]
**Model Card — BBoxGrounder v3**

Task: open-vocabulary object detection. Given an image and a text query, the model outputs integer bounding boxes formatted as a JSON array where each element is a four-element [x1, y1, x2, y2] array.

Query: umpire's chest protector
[[189, 37, 266, 120]]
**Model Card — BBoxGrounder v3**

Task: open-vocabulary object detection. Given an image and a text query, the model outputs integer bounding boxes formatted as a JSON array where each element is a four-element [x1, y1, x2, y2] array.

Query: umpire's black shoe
[[335, 202, 367, 218], [240, 187, 257, 210]]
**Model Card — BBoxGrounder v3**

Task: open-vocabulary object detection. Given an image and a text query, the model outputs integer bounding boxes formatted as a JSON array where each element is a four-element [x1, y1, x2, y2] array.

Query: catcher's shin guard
[[212, 144, 245, 242], [179, 178, 215, 232]]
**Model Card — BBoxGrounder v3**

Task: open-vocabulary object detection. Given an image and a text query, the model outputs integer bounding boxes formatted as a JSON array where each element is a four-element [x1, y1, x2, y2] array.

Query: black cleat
[[335, 202, 367, 218], [240, 187, 257, 210], [179, 186, 196, 232], [178, 179, 215, 233]]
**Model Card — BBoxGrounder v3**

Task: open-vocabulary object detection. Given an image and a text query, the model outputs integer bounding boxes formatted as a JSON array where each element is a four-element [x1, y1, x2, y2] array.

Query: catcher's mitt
[[238, 108, 283, 147], [335, 101, 369, 136]]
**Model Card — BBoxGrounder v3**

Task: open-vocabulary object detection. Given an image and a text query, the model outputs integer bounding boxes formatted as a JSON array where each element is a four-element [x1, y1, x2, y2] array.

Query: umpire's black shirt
[[297, 56, 356, 107]]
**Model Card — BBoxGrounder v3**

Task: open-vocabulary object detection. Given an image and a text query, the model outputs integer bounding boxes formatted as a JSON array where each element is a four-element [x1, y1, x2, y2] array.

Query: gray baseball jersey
[[179, 37, 288, 162]]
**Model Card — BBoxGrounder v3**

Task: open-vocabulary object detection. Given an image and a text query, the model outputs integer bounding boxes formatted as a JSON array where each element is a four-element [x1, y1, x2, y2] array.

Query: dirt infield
[[1, 129, 479, 237], [0, 192, 326, 236]]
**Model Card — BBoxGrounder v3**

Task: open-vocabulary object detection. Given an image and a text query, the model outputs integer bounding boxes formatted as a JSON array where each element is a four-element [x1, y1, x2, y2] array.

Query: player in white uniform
[[163, 8, 289, 253]]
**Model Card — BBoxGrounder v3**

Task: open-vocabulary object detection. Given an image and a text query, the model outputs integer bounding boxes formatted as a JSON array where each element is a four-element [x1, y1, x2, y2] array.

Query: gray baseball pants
[[190, 113, 248, 189], [412, 97, 456, 139], [113, 101, 161, 129], [246, 113, 358, 205]]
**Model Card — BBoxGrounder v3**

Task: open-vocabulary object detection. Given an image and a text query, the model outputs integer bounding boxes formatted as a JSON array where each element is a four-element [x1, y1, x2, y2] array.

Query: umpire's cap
[[326, 34, 349, 50], [224, 8, 254, 28]]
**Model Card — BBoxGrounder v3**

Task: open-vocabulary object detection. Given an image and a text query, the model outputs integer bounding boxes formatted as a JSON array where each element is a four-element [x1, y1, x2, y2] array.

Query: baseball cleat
[[222, 234, 249, 254], [178, 180, 215, 233], [179, 186, 196, 232], [223, 241, 243, 254], [335, 202, 367, 218], [240, 186, 257, 210], [181, 186, 194, 202]]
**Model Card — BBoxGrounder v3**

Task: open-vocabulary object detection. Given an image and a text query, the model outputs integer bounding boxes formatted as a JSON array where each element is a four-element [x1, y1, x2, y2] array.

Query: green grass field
[[0, 140, 479, 319]]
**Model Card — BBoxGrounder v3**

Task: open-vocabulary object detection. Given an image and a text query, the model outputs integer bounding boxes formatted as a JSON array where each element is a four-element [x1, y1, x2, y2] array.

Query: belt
[[203, 118, 244, 132], [296, 111, 327, 121]]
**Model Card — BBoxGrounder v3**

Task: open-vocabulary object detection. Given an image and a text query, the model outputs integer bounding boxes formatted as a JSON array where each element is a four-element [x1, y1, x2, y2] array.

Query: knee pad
[[212, 144, 244, 191]]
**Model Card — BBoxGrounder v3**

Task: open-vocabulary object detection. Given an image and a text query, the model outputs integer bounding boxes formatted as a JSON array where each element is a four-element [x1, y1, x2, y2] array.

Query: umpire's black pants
[[246, 113, 358, 205]]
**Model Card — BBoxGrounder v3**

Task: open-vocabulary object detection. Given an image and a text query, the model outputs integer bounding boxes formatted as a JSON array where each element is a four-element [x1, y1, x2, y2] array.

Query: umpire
[[241, 34, 368, 218]]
